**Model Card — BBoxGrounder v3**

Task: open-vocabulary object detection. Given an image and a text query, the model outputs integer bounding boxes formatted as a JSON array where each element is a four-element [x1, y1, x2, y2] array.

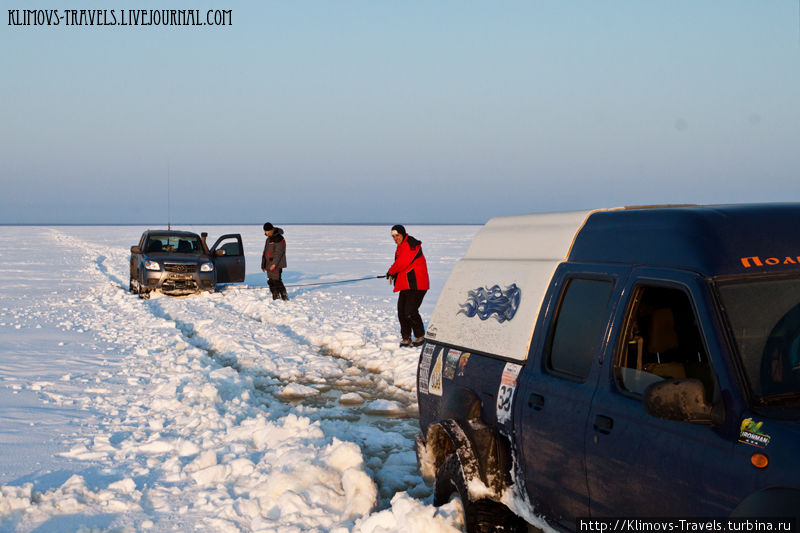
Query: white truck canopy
[[426, 210, 595, 362]]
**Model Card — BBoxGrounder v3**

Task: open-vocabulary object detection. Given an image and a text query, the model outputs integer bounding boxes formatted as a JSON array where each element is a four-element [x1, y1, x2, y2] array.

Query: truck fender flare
[[731, 487, 800, 517], [419, 419, 512, 502]]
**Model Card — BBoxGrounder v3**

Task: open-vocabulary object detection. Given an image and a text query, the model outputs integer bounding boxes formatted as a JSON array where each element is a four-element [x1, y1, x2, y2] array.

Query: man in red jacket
[[387, 224, 429, 347]]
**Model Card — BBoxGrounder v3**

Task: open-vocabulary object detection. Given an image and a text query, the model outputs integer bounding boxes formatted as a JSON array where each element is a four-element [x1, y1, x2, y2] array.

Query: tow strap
[[271, 275, 386, 289]]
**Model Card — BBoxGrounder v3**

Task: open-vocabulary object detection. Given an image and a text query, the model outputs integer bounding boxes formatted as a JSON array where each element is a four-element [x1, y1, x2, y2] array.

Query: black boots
[[270, 288, 289, 301]]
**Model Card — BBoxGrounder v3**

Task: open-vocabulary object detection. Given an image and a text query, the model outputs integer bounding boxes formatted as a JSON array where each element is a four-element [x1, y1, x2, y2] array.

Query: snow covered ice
[[0, 225, 476, 532]]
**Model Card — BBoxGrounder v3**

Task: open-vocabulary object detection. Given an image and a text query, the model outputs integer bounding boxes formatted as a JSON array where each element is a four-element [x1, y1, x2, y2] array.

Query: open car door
[[210, 234, 246, 284]]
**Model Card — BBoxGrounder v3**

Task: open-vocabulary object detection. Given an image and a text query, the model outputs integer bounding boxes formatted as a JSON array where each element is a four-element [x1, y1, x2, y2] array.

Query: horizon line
[[0, 221, 485, 227]]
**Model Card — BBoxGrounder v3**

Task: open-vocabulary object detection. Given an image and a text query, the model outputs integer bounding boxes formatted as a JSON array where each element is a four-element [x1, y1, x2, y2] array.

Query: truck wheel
[[129, 275, 136, 293], [434, 453, 526, 533]]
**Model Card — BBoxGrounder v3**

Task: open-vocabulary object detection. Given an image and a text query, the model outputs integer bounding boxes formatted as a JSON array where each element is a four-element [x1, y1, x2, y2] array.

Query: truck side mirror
[[131, 246, 142, 254], [215, 249, 226, 256], [643, 378, 723, 425]]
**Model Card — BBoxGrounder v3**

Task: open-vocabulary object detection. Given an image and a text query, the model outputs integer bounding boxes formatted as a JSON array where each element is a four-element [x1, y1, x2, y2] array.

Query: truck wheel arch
[[731, 487, 800, 517], [419, 417, 515, 502]]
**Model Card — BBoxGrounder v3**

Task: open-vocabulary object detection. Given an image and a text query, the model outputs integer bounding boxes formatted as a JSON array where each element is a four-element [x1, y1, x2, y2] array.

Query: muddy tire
[[136, 276, 150, 299], [434, 453, 526, 533]]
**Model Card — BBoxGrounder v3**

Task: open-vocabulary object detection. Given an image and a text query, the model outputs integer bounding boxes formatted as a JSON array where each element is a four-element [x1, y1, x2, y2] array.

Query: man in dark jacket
[[261, 222, 288, 301], [387, 224, 429, 347]]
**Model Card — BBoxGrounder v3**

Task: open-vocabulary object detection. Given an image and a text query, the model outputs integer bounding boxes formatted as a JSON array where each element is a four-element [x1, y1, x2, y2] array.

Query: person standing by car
[[262, 222, 288, 301], [387, 224, 429, 347]]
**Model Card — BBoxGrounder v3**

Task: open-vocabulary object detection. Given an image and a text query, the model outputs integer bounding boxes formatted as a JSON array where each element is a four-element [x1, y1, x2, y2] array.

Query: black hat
[[391, 224, 406, 236], [263, 222, 274, 231]]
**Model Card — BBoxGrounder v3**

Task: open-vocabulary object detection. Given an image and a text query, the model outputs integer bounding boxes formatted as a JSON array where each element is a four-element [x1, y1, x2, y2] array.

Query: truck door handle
[[528, 393, 545, 410], [593, 415, 614, 434]]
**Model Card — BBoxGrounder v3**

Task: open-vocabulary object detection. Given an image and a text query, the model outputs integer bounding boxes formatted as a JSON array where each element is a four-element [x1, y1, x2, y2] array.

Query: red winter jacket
[[388, 235, 429, 292]]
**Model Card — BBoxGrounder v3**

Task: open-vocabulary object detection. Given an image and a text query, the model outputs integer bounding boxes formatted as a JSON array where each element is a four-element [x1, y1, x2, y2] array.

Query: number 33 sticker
[[496, 363, 522, 424]]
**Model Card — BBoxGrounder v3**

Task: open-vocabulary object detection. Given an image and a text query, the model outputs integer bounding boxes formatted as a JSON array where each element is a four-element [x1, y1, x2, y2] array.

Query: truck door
[[515, 264, 627, 528], [210, 234, 246, 284], [585, 268, 752, 516]]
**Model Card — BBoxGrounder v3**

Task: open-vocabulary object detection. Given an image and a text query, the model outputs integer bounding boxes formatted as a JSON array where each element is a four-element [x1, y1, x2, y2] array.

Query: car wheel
[[434, 453, 526, 533], [129, 275, 137, 293], [136, 276, 150, 299]]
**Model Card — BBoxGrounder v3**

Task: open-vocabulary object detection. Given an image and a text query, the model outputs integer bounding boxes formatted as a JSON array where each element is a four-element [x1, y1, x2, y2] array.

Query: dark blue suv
[[416, 205, 800, 531]]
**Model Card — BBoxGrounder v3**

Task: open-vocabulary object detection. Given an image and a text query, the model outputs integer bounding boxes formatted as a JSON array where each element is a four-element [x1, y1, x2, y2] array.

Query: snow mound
[[277, 383, 320, 399], [363, 399, 407, 416], [339, 392, 366, 405], [353, 491, 464, 533]]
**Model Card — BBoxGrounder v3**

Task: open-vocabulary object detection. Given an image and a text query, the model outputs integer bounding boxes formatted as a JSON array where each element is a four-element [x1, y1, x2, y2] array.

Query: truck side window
[[220, 241, 242, 256], [547, 278, 614, 381], [615, 285, 715, 400]]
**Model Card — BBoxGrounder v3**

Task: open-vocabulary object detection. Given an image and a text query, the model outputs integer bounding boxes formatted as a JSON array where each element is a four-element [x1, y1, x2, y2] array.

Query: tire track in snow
[[188, 292, 417, 406], [141, 291, 429, 499], [45, 229, 434, 510], [1, 229, 437, 530], [68, 227, 420, 409], [49, 228, 418, 415]]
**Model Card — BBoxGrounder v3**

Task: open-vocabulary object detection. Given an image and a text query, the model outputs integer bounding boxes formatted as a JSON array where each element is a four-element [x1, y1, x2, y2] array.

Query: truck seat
[[642, 308, 688, 379], [647, 308, 679, 356]]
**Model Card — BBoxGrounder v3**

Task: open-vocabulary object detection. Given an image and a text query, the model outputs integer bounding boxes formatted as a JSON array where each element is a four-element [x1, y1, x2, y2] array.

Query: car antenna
[[167, 160, 171, 230]]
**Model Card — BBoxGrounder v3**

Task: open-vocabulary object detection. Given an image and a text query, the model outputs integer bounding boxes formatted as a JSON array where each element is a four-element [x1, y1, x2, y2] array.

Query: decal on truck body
[[444, 350, 460, 380], [428, 351, 444, 396], [418, 344, 435, 395], [740, 255, 800, 269], [458, 283, 522, 323], [456, 352, 471, 377], [496, 362, 522, 424], [739, 418, 771, 448]]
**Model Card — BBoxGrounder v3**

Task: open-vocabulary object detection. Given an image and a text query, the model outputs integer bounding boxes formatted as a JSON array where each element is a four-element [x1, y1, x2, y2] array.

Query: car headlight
[[200, 262, 214, 272], [144, 260, 161, 271]]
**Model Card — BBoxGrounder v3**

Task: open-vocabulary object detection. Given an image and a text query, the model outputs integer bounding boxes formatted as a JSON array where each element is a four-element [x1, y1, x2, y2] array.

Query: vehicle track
[[51, 229, 430, 506]]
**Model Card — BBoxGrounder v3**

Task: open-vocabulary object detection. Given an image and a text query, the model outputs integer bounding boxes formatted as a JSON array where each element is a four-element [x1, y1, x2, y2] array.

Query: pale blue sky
[[2, 1, 799, 224]]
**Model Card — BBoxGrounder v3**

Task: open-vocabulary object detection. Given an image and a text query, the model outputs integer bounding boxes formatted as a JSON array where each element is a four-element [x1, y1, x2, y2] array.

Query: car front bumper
[[142, 269, 216, 295]]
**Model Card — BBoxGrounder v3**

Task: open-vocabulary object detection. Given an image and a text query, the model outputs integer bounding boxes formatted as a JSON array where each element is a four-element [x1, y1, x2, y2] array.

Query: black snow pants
[[397, 289, 426, 340], [267, 268, 288, 300]]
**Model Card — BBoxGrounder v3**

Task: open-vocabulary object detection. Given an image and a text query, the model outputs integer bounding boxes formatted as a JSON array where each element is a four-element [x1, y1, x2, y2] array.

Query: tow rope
[[269, 274, 386, 289]]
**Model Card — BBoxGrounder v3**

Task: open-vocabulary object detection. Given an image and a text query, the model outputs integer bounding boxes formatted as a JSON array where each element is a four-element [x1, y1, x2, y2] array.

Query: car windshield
[[717, 275, 800, 404], [146, 235, 202, 255]]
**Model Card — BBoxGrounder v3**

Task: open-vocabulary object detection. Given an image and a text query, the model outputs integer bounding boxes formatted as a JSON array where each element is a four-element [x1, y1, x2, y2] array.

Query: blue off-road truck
[[416, 204, 800, 532]]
